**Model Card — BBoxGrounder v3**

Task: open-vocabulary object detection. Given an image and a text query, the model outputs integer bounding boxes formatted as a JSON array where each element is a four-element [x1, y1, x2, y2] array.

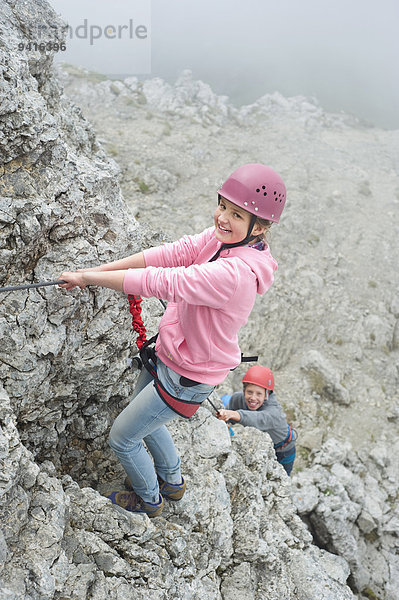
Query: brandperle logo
[[35, 19, 148, 46], [35, 1, 152, 75]]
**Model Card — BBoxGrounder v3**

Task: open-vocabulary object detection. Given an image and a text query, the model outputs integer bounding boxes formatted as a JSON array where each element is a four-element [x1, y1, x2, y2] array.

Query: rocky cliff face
[[0, 1, 397, 599], [59, 60, 399, 600]]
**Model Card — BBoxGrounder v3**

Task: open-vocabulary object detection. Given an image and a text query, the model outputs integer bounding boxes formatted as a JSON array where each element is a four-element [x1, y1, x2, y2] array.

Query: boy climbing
[[217, 366, 296, 475]]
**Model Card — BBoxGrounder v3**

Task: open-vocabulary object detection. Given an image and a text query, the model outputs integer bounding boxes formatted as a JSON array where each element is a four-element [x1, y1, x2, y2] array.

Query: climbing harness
[[274, 424, 295, 451], [274, 425, 297, 469], [126, 288, 259, 419], [138, 334, 205, 419]]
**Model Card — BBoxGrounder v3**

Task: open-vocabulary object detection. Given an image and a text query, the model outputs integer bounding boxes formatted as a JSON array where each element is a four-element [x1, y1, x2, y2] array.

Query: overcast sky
[[50, 0, 399, 129]]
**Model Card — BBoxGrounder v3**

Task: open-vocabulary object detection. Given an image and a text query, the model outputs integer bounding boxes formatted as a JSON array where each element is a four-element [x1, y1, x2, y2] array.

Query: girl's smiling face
[[214, 197, 264, 244]]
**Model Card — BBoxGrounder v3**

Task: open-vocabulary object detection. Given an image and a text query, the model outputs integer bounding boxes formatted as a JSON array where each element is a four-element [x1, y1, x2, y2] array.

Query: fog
[[50, 0, 399, 129]]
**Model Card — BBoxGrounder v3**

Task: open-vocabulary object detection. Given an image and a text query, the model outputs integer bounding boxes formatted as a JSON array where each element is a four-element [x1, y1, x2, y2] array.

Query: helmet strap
[[210, 213, 258, 262]]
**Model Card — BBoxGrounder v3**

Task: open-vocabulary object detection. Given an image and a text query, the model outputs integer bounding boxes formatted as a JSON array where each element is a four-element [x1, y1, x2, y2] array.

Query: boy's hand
[[58, 272, 86, 290], [217, 409, 241, 422]]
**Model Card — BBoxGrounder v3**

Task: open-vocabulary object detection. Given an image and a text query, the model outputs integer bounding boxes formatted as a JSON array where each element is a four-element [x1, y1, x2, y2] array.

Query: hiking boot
[[107, 490, 164, 518], [157, 475, 186, 501], [124, 475, 186, 501]]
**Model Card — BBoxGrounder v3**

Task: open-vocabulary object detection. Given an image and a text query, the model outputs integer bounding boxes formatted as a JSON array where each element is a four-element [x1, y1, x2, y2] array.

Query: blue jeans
[[108, 357, 214, 503]]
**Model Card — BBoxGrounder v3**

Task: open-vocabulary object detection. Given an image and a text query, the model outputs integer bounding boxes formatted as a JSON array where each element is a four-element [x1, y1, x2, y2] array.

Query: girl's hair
[[254, 217, 273, 242]]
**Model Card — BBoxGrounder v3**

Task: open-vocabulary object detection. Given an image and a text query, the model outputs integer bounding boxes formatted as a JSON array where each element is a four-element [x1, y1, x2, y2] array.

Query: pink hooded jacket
[[123, 227, 277, 385]]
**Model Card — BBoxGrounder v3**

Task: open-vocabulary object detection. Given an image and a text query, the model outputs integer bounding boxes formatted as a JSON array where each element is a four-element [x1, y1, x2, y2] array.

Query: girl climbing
[[58, 163, 287, 517], [217, 365, 297, 475]]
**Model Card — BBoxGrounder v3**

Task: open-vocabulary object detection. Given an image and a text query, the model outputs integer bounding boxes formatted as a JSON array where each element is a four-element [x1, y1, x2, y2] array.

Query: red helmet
[[218, 163, 286, 223], [242, 366, 274, 390]]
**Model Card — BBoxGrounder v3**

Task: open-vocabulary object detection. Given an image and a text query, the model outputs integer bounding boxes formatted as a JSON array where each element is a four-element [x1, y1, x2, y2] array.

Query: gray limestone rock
[[301, 350, 351, 405], [288, 547, 354, 600], [292, 438, 399, 597]]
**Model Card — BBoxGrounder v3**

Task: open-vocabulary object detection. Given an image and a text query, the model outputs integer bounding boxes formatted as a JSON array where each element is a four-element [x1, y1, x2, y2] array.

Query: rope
[[0, 280, 66, 293], [127, 294, 148, 350]]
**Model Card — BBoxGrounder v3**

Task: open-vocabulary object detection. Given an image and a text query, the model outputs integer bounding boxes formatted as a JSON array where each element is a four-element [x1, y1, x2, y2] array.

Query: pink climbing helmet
[[218, 163, 286, 223]]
